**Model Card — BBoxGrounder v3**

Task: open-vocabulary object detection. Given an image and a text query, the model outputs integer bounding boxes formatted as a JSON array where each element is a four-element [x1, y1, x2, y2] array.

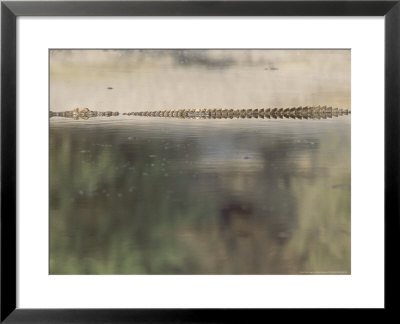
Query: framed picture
[[1, 0, 398, 321]]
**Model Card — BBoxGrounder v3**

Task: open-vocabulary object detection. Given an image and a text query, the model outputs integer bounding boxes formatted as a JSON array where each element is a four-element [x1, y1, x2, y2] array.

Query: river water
[[50, 115, 350, 274]]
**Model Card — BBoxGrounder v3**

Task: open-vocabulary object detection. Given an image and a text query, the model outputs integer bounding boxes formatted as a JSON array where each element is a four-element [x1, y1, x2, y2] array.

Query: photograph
[[49, 49, 351, 275]]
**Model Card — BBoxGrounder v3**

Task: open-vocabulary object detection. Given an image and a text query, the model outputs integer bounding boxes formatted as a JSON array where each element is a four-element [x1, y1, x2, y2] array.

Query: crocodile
[[50, 106, 350, 120], [49, 108, 119, 119], [129, 106, 350, 119]]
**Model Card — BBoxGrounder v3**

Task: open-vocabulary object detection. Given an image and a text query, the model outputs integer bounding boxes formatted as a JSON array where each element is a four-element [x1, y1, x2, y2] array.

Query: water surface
[[50, 49, 351, 112], [50, 116, 351, 274]]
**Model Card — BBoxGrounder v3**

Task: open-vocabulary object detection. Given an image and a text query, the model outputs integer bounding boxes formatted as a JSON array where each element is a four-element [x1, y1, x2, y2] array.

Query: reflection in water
[[50, 117, 350, 274]]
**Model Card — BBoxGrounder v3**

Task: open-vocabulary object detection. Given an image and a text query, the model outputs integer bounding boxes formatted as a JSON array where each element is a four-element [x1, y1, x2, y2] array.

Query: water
[[50, 49, 351, 112], [49, 116, 351, 274]]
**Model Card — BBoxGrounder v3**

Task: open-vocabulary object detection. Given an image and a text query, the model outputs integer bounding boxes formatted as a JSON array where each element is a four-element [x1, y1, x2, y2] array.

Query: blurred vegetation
[[50, 118, 350, 274]]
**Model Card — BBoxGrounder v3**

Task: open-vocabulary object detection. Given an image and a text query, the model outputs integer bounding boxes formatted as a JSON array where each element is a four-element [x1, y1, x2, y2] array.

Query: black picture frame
[[1, 0, 399, 322]]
